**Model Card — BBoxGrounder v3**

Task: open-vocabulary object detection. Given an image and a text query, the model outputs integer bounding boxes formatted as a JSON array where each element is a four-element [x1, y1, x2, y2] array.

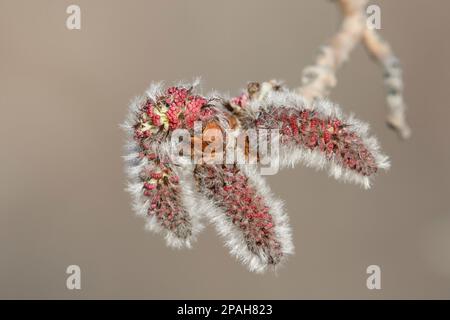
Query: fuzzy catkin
[[122, 81, 389, 272], [298, 0, 411, 139]]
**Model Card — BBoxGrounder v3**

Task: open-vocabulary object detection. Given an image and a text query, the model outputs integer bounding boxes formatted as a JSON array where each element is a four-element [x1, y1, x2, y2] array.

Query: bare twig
[[363, 28, 411, 139], [297, 0, 411, 139], [298, 0, 368, 101]]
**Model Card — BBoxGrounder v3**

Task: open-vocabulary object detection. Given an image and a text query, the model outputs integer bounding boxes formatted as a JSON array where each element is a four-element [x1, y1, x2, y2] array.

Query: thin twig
[[363, 28, 411, 139], [297, 0, 411, 139], [297, 0, 368, 101]]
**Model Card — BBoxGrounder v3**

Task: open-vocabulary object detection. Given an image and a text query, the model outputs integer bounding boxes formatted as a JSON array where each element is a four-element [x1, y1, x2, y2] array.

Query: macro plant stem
[[298, 0, 411, 139]]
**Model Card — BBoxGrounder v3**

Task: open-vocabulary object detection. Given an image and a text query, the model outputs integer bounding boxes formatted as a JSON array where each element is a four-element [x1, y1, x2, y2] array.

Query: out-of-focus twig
[[363, 28, 411, 139], [297, 0, 411, 139], [298, 0, 368, 101]]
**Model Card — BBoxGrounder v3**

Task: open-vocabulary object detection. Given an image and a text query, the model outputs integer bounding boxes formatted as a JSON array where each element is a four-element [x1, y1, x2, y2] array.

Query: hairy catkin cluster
[[122, 80, 389, 272]]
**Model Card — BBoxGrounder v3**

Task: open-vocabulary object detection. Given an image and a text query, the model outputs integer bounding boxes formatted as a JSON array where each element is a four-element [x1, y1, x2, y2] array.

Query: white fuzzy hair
[[239, 163, 294, 272], [194, 160, 294, 273], [243, 89, 390, 189], [121, 79, 390, 273], [121, 81, 205, 249]]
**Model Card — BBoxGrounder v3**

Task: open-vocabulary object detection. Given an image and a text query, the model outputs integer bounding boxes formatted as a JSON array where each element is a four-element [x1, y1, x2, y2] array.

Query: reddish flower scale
[[131, 86, 215, 239], [255, 107, 378, 176], [230, 93, 248, 109], [138, 160, 191, 236], [134, 86, 210, 142], [195, 164, 283, 265]]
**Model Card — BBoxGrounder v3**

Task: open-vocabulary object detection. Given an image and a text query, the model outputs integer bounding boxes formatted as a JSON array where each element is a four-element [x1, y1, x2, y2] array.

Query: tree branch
[[297, 0, 411, 139]]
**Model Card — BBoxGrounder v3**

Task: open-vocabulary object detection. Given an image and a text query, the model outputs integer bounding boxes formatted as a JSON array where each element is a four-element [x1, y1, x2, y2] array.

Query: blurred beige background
[[1, 0, 450, 299]]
